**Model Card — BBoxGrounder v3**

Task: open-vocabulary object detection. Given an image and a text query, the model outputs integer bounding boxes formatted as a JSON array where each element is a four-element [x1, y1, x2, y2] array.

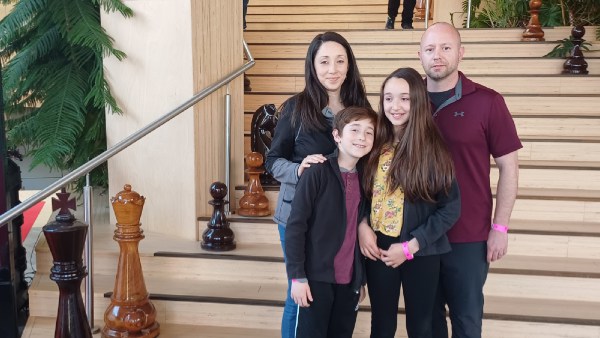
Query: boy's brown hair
[[332, 106, 377, 135]]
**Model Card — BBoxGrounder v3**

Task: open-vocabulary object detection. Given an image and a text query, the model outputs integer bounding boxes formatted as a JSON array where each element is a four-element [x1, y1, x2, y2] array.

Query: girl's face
[[314, 41, 348, 94], [382, 77, 411, 129]]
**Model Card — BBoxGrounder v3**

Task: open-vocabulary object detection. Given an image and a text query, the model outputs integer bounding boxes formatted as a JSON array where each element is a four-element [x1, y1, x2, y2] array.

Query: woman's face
[[313, 41, 349, 94], [383, 77, 411, 128]]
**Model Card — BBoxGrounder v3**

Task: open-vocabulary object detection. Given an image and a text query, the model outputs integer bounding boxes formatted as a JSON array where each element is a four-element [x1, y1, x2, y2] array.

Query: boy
[[285, 106, 377, 338]]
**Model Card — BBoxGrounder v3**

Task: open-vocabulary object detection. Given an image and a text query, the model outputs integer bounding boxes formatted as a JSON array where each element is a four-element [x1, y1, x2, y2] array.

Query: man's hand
[[487, 228, 508, 262], [358, 221, 381, 260], [291, 280, 313, 307]]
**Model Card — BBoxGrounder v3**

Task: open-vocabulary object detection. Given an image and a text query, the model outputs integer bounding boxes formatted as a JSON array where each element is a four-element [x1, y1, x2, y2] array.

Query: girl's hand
[[358, 221, 381, 261], [291, 280, 313, 307], [297, 154, 327, 176], [380, 243, 407, 268]]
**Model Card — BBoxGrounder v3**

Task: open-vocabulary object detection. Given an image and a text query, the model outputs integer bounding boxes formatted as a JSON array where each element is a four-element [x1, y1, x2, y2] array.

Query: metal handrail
[[0, 40, 254, 227]]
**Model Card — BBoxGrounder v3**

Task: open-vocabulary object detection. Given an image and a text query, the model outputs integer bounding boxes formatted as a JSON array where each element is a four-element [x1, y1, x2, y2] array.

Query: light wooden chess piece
[[102, 184, 159, 338], [238, 152, 270, 217]]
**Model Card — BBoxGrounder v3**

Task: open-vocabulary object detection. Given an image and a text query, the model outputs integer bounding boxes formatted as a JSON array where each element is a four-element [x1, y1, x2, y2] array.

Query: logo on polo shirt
[[454, 111, 465, 117]]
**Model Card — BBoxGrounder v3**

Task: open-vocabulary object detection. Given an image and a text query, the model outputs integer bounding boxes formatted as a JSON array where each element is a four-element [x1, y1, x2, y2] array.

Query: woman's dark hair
[[363, 67, 454, 203], [280, 31, 370, 131]]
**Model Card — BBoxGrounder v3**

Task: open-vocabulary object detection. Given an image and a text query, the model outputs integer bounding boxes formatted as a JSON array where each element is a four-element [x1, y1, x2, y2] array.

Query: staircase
[[23, 0, 600, 337]]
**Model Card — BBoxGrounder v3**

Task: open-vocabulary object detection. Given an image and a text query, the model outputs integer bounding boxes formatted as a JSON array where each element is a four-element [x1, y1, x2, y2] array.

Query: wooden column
[[102, 185, 159, 338], [522, 0, 545, 41]]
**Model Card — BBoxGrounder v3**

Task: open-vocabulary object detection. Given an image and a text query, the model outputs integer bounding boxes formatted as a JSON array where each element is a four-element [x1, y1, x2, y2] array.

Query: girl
[[265, 31, 370, 338], [359, 67, 461, 338]]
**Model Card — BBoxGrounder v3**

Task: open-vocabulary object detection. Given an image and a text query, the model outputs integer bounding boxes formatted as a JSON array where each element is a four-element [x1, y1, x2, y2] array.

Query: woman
[[265, 31, 370, 338], [359, 67, 460, 338]]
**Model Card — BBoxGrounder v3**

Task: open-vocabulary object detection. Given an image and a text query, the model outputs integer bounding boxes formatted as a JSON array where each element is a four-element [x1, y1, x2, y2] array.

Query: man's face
[[418, 25, 464, 82]]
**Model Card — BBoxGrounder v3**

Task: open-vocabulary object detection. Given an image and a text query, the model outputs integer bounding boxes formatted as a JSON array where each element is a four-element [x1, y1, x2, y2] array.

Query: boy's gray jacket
[[264, 96, 336, 226]]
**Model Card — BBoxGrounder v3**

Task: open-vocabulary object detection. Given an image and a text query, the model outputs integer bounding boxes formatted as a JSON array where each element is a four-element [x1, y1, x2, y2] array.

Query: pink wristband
[[491, 223, 509, 233], [401, 241, 414, 260]]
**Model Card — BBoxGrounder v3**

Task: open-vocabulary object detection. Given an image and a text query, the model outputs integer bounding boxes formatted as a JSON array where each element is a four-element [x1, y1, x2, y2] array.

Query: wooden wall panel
[[191, 0, 244, 219]]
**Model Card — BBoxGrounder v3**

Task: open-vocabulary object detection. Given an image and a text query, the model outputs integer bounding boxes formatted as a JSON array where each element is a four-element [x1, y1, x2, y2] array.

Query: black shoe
[[401, 23, 414, 30], [385, 17, 395, 30]]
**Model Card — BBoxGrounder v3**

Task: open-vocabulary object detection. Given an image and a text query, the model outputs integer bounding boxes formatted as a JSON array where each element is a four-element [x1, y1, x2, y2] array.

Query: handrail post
[[466, 0, 473, 28], [425, 0, 431, 29], [83, 174, 98, 332], [225, 86, 232, 214]]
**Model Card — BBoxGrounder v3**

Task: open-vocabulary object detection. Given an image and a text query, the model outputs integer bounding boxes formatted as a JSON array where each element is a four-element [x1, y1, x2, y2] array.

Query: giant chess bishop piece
[[102, 185, 159, 338], [43, 188, 93, 338]]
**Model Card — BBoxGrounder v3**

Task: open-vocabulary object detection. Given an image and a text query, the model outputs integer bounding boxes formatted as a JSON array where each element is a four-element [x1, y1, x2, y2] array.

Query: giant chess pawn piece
[[563, 25, 589, 75], [201, 182, 236, 251], [102, 185, 159, 338], [522, 0, 545, 41], [43, 188, 92, 338], [238, 152, 270, 217]]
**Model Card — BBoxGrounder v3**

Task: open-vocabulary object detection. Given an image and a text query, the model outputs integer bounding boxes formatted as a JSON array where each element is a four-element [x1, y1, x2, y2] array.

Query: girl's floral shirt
[[370, 145, 404, 237]]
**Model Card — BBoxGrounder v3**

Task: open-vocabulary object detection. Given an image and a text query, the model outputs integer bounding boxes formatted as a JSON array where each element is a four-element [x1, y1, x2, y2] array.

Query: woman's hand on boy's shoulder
[[297, 154, 327, 177], [291, 279, 313, 307]]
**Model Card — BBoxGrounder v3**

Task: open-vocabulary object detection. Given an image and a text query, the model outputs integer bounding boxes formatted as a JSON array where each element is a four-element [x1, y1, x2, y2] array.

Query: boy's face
[[333, 118, 375, 161]]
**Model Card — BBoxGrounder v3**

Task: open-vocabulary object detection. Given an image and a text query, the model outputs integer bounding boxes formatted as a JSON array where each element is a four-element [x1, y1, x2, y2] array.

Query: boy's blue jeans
[[279, 224, 297, 338]]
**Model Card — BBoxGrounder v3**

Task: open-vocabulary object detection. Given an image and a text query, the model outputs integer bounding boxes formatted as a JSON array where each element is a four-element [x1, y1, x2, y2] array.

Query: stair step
[[244, 26, 595, 43], [29, 272, 600, 329], [244, 93, 600, 117], [248, 42, 600, 59], [231, 187, 600, 222]]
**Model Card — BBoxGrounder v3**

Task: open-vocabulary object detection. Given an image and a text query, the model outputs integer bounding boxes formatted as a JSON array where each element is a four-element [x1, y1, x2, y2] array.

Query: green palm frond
[[30, 63, 88, 169], [1, 0, 132, 188], [50, 0, 125, 60], [94, 0, 133, 17]]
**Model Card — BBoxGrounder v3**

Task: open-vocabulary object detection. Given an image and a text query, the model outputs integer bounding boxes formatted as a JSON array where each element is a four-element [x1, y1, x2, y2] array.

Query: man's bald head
[[418, 22, 464, 91], [421, 22, 462, 48]]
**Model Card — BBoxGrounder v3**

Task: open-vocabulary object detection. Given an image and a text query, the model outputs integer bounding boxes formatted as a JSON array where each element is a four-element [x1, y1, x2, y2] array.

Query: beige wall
[[432, 0, 464, 27], [102, 0, 243, 239], [0, 4, 12, 19]]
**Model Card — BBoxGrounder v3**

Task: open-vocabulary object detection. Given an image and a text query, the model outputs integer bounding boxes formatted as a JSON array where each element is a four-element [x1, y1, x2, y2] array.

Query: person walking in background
[[358, 67, 460, 338], [286, 107, 377, 338], [243, 0, 249, 30], [386, 0, 417, 30], [418, 22, 521, 338], [265, 31, 371, 338]]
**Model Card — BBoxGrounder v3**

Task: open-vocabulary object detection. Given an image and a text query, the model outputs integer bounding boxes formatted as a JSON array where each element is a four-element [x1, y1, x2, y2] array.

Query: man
[[386, 0, 416, 30], [418, 22, 521, 337]]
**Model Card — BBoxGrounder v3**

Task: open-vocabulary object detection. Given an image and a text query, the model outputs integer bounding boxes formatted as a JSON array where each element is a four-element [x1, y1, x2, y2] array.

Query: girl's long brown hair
[[363, 67, 454, 203]]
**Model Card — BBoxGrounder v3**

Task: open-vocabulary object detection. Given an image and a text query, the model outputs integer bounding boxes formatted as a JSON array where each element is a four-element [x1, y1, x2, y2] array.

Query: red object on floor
[[21, 201, 45, 240]]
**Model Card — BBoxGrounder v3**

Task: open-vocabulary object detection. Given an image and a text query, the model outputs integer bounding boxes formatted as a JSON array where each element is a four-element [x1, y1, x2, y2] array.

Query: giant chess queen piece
[[102, 184, 159, 338], [43, 188, 92, 338]]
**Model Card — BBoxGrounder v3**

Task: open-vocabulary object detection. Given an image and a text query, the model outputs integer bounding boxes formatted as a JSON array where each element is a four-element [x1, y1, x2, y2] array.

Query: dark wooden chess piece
[[102, 185, 159, 338], [563, 25, 589, 75], [522, 0, 545, 41], [238, 152, 271, 217], [244, 73, 252, 92], [250, 104, 279, 186], [43, 188, 93, 338], [201, 182, 236, 251]]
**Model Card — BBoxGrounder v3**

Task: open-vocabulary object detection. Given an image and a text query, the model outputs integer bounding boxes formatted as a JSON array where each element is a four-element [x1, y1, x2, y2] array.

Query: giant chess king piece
[[102, 185, 159, 338], [43, 188, 92, 338]]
